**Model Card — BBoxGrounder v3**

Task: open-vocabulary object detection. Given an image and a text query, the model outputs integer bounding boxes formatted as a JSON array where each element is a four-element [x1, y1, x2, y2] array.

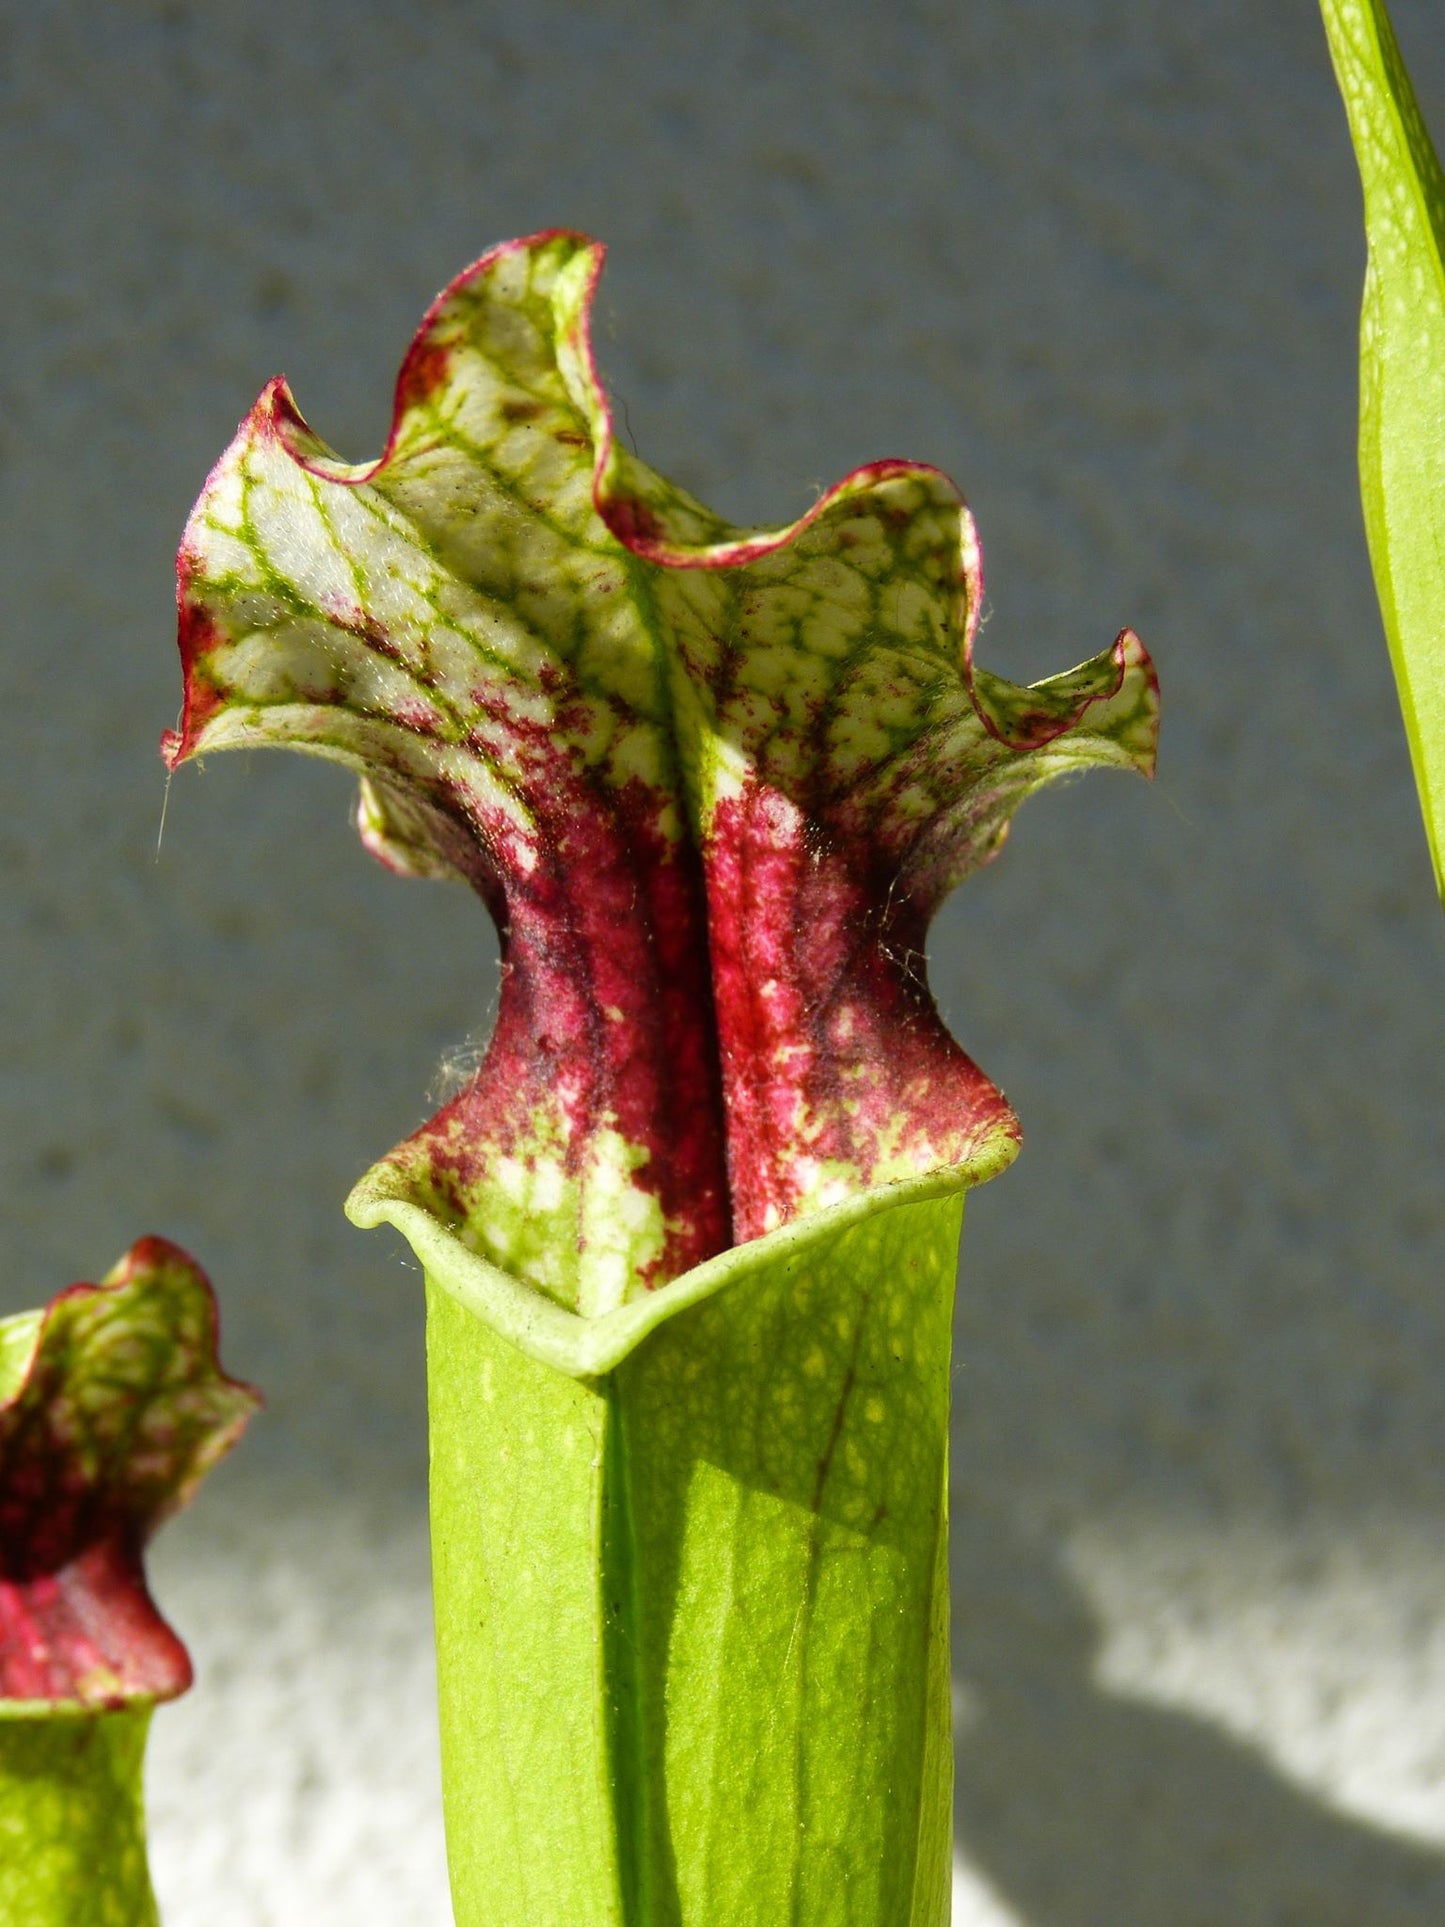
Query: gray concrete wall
[[3, 2, 1445, 1920]]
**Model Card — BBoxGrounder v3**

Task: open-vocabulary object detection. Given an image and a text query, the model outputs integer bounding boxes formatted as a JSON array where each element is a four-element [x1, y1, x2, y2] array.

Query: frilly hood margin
[[163, 227, 1158, 1344]]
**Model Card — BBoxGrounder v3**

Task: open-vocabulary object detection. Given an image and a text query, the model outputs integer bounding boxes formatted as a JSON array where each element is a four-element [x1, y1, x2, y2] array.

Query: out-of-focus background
[[4, 2, 1445, 1919]]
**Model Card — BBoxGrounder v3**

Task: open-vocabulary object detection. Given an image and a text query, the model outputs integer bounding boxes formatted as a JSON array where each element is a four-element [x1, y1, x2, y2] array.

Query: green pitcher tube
[[0, 1711, 159, 1927], [377, 1183, 960, 1927]]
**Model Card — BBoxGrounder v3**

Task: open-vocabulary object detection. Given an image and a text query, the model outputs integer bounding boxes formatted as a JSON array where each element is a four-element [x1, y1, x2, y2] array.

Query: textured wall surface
[[3, 2, 1445, 1921]]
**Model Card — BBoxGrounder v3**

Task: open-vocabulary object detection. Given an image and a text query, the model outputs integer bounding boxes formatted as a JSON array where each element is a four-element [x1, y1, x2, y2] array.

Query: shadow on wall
[[950, 1519, 1445, 1927]]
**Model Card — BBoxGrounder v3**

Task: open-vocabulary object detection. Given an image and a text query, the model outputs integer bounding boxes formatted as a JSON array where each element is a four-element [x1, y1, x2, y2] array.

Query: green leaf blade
[[1322, 0, 1445, 897]]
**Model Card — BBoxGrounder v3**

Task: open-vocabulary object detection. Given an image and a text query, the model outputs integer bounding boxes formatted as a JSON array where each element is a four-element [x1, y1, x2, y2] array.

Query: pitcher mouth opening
[[346, 1157, 994, 1381]]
